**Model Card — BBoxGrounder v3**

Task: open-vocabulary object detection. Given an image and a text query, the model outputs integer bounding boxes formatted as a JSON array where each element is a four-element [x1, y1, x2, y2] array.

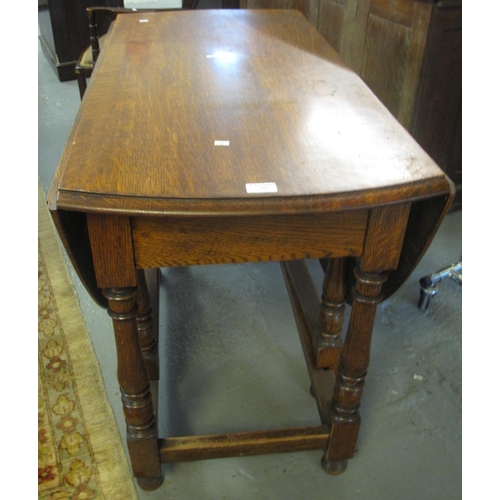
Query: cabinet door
[[350, 0, 433, 129], [291, 0, 320, 23], [241, 0, 318, 24], [242, 0, 289, 7], [241, 1, 357, 58], [316, 0, 358, 65], [412, 3, 462, 206]]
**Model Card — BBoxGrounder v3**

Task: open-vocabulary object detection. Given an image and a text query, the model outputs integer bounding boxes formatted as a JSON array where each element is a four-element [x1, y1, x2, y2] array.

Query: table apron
[[131, 211, 369, 268]]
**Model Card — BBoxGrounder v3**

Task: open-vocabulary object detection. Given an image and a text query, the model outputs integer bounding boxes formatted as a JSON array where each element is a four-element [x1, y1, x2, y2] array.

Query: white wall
[[124, 0, 183, 8]]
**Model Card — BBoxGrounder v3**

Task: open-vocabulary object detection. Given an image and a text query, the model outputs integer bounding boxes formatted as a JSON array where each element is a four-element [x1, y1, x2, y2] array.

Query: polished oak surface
[[50, 9, 448, 216], [248, 1, 462, 209], [48, 9, 454, 490]]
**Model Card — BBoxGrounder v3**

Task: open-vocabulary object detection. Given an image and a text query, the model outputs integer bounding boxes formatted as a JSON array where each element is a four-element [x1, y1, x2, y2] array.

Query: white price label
[[245, 182, 278, 194]]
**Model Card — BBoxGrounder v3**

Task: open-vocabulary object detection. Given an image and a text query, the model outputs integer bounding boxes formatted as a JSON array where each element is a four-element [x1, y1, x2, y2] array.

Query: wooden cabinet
[[38, 0, 124, 82], [411, 3, 461, 208], [334, 1, 433, 130], [242, 0, 462, 208]]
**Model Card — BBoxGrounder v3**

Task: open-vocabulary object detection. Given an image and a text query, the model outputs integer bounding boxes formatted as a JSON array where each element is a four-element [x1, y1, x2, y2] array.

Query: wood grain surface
[[51, 9, 448, 214], [131, 210, 368, 267]]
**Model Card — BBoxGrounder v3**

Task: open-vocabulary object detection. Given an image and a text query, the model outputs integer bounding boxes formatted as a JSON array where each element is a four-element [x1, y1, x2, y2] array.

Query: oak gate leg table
[[48, 9, 454, 491]]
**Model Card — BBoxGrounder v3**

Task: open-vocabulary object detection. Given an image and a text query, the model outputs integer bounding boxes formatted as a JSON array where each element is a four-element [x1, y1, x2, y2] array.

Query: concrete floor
[[38, 9, 462, 499]]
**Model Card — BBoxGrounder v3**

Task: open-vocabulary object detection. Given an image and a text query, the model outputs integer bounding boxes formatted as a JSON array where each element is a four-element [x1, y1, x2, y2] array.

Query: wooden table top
[[50, 9, 450, 216]]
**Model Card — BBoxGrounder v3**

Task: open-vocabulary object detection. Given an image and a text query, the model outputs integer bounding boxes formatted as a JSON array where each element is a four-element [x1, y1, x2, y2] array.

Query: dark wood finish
[[53, 177, 450, 216], [160, 426, 330, 462], [136, 269, 159, 381], [86, 213, 136, 289], [348, 0, 433, 129], [49, 207, 107, 307], [281, 260, 337, 425], [383, 191, 453, 299], [55, 10, 448, 206], [49, 10, 453, 490], [317, 258, 347, 370], [101, 286, 162, 488], [360, 204, 411, 270], [38, 0, 123, 82], [131, 212, 368, 268], [315, 0, 357, 62], [76, 7, 130, 98], [345, 0, 462, 208], [411, 2, 462, 208], [322, 204, 410, 471]]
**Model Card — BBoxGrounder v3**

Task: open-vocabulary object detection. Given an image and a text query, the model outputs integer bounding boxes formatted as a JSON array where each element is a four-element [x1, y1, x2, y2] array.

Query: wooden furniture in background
[[75, 3, 199, 99], [38, 0, 124, 82], [39, 1, 236, 83], [242, 0, 462, 208], [49, 9, 453, 491]]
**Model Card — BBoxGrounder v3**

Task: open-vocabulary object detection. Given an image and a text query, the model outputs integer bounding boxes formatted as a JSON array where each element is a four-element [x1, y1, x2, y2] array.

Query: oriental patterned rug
[[38, 180, 138, 499]]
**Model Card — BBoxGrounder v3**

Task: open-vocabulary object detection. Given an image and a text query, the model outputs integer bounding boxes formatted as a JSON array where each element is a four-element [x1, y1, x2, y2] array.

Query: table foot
[[321, 456, 348, 475], [137, 476, 163, 491]]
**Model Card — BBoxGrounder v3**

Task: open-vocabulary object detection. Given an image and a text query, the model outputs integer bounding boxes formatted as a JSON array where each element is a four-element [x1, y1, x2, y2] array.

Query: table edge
[[49, 176, 453, 217]]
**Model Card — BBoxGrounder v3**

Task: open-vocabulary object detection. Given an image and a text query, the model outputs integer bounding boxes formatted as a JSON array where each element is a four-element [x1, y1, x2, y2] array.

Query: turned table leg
[[317, 257, 347, 372], [321, 267, 387, 474], [136, 270, 159, 381], [87, 214, 163, 490], [103, 287, 163, 490], [321, 204, 411, 474]]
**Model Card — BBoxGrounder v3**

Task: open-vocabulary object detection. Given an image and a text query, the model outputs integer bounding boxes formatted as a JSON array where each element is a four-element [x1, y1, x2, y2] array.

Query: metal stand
[[418, 257, 462, 310]]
